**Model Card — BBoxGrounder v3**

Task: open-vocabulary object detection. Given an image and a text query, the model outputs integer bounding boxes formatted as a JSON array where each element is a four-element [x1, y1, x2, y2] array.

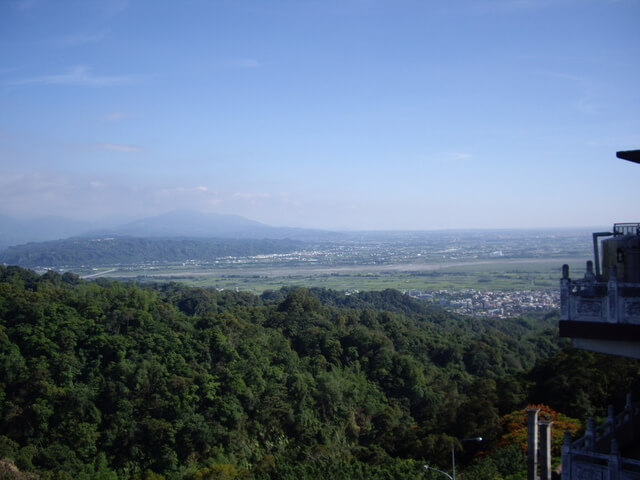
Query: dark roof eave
[[617, 150, 640, 164], [559, 320, 640, 342]]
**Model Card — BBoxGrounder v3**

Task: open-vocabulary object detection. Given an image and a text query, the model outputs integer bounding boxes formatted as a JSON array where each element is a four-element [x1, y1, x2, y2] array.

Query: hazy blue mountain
[[0, 211, 345, 250], [0, 215, 96, 249], [111, 211, 269, 237], [90, 210, 345, 241], [0, 209, 341, 268]]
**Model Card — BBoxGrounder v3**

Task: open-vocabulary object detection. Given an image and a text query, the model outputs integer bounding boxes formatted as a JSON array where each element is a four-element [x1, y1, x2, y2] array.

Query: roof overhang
[[559, 320, 640, 342], [559, 320, 640, 359], [617, 150, 640, 164]]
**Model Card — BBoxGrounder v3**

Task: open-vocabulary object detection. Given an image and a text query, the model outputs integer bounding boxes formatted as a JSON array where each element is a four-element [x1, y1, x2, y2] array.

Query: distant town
[[406, 288, 558, 318]]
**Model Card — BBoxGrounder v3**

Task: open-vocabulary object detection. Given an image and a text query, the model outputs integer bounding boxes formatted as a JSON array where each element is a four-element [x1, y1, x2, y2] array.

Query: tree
[[499, 404, 581, 456]]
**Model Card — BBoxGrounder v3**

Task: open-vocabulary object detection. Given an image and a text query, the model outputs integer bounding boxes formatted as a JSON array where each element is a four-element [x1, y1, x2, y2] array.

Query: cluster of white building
[[407, 288, 559, 318]]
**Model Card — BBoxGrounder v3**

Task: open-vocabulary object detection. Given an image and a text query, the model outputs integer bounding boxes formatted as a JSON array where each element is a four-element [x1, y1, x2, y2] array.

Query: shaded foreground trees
[[0, 266, 638, 479]]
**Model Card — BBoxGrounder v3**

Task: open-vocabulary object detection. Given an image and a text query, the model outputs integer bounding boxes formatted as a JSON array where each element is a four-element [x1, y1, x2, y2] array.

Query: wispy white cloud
[[448, 152, 472, 160], [16, 0, 40, 11], [233, 192, 271, 200], [450, 0, 566, 15], [169, 185, 215, 194], [0, 67, 23, 77], [576, 96, 596, 114], [155, 185, 225, 210], [0, 172, 417, 229], [97, 143, 144, 153], [538, 71, 598, 114], [233, 58, 262, 69], [103, 0, 129, 17], [103, 112, 128, 122], [541, 71, 584, 83], [8, 66, 143, 87], [495, 0, 539, 9], [58, 30, 110, 48], [0, 170, 145, 220]]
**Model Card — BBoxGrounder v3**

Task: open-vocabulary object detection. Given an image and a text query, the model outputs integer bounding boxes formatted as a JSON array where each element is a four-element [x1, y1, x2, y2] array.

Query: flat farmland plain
[[72, 229, 595, 295]]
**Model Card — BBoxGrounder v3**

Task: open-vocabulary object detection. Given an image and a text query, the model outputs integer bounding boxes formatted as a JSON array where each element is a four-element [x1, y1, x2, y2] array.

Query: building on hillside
[[556, 150, 640, 480], [559, 220, 640, 360], [558, 150, 640, 359]]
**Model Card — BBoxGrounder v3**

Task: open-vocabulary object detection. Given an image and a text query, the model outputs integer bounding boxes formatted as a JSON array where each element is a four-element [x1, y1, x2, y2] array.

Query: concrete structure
[[559, 227, 640, 358], [526, 409, 554, 480], [559, 151, 640, 360], [528, 408, 540, 480], [558, 151, 640, 479], [562, 395, 640, 480], [540, 421, 553, 480], [559, 228, 640, 359]]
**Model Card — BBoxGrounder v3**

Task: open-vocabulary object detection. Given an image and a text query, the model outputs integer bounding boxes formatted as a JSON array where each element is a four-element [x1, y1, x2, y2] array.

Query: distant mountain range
[[0, 215, 97, 249], [0, 237, 306, 268], [86, 210, 342, 241], [0, 210, 345, 249], [0, 211, 351, 268]]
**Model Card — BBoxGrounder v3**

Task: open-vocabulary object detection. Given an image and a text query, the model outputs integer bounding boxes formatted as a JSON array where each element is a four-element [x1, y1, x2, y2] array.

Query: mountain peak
[[113, 211, 270, 238]]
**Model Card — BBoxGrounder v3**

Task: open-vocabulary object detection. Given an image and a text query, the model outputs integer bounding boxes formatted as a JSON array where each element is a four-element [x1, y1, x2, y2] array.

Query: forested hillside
[[0, 266, 638, 480], [0, 237, 305, 268]]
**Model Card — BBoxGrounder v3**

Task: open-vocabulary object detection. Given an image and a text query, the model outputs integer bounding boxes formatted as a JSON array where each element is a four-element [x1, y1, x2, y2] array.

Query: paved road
[[81, 268, 117, 279]]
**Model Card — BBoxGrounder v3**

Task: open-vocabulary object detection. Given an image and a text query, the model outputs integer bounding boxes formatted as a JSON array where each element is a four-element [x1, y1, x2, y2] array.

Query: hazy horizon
[[0, 208, 610, 235], [1, 0, 639, 231]]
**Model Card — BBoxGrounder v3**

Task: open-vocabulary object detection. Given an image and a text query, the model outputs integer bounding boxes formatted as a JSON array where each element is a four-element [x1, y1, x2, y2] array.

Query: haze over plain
[[1, 0, 639, 231]]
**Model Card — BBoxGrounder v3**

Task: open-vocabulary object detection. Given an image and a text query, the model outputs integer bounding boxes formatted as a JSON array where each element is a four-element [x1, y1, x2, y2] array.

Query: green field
[[84, 257, 588, 294]]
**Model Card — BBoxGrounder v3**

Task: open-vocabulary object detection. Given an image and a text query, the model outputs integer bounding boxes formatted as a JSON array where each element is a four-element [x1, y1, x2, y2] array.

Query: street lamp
[[452, 437, 482, 480], [423, 465, 453, 480], [424, 436, 483, 480]]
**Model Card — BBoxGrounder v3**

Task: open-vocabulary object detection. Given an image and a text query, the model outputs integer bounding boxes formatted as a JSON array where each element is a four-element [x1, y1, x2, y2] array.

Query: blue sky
[[1, 0, 639, 230]]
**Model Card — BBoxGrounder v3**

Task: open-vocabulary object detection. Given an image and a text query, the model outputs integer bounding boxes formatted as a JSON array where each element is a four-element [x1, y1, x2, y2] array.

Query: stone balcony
[[562, 395, 640, 480], [559, 262, 640, 359]]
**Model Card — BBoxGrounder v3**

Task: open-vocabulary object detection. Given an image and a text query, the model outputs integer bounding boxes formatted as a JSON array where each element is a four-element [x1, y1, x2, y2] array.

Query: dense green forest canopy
[[0, 265, 638, 479], [0, 237, 305, 268]]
